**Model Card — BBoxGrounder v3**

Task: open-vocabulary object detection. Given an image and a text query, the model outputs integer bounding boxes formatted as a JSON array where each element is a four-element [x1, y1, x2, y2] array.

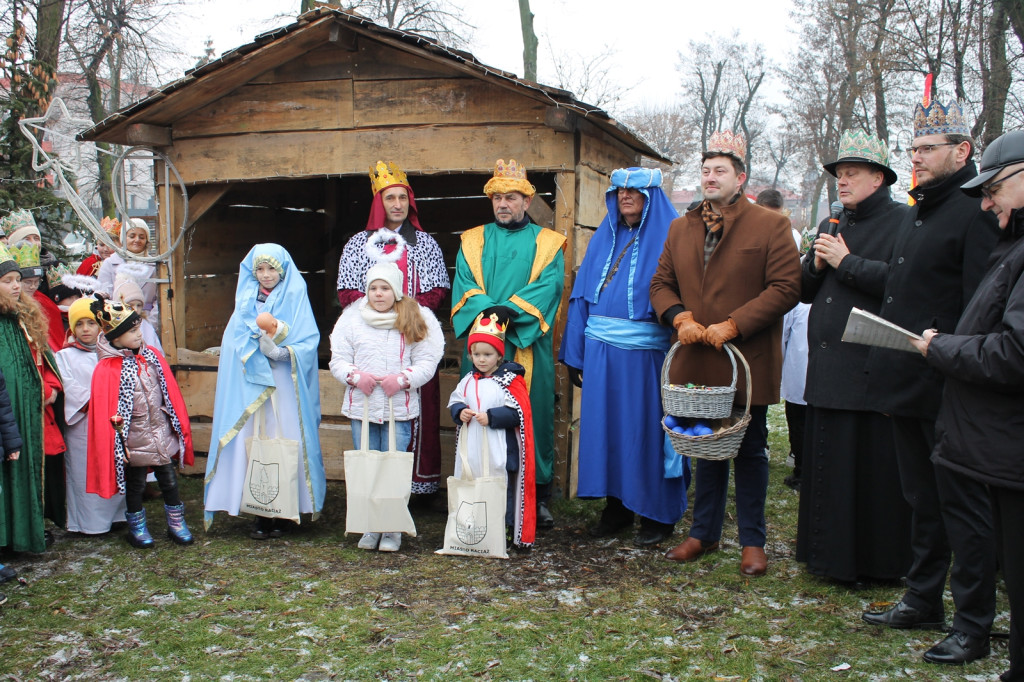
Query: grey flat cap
[[962, 130, 1024, 196]]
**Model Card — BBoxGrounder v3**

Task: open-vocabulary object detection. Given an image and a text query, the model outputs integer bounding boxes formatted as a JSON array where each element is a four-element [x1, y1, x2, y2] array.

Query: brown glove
[[703, 318, 739, 351], [672, 311, 706, 345]]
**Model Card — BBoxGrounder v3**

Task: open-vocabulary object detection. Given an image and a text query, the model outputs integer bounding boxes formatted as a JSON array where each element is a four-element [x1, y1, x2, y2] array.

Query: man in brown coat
[[650, 131, 801, 576]]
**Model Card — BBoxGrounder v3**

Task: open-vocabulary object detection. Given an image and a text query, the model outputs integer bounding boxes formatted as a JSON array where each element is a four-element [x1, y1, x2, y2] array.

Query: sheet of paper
[[841, 307, 922, 353]]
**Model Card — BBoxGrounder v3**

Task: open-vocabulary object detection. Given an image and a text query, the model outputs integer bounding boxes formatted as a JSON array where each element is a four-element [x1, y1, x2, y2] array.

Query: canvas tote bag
[[437, 424, 508, 559], [240, 391, 301, 522], [343, 398, 417, 536]]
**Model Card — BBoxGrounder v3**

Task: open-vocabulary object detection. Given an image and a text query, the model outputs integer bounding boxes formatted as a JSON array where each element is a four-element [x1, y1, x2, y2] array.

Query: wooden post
[[552, 170, 575, 498], [155, 159, 187, 365]]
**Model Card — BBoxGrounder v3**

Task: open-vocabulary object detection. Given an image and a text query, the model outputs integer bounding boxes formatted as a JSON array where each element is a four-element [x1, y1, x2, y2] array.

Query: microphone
[[826, 200, 844, 236]]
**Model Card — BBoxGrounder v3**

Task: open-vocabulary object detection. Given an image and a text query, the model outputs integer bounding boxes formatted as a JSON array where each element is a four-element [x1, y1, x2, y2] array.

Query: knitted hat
[[365, 262, 403, 301], [3, 210, 40, 245], [483, 159, 536, 197], [68, 296, 98, 331], [90, 295, 140, 341], [468, 310, 507, 356], [113, 277, 144, 306], [823, 129, 898, 186], [0, 242, 18, 278]]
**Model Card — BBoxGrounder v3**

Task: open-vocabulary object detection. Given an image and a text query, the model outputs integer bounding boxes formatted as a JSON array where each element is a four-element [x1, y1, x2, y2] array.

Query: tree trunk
[[997, 0, 1024, 52], [518, 0, 538, 82], [33, 0, 66, 68], [975, 3, 1010, 146]]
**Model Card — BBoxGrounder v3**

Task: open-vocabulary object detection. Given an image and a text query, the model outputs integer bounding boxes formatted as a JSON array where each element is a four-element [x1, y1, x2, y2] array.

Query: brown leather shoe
[[740, 546, 767, 576], [665, 536, 719, 562]]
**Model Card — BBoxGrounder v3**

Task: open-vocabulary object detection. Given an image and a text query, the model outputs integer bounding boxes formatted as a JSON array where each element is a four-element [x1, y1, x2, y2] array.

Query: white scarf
[[359, 300, 398, 329]]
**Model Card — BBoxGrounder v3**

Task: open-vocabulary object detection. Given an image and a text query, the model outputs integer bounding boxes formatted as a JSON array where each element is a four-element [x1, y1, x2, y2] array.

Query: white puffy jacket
[[329, 297, 444, 423]]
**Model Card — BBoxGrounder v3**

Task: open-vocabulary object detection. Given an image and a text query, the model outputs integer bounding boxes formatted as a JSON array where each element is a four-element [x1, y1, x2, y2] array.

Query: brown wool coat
[[650, 197, 801, 406]]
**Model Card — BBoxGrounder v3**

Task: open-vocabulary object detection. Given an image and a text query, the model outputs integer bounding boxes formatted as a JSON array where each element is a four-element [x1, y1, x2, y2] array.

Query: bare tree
[[546, 44, 633, 112], [677, 33, 767, 176], [620, 105, 697, 192], [338, 0, 472, 48]]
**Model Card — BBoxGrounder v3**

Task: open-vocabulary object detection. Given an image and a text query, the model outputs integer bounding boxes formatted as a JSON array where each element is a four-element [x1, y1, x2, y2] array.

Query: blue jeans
[[350, 419, 412, 452], [689, 405, 770, 547]]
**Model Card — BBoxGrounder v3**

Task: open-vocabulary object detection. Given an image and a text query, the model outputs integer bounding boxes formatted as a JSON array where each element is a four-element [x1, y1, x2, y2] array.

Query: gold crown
[[90, 296, 139, 339], [100, 216, 122, 240], [0, 209, 37, 237], [0, 242, 16, 270], [483, 158, 536, 197], [835, 129, 890, 167], [469, 311, 507, 340], [706, 130, 747, 163], [46, 261, 73, 288], [369, 161, 408, 195], [10, 241, 40, 268], [914, 99, 971, 138]]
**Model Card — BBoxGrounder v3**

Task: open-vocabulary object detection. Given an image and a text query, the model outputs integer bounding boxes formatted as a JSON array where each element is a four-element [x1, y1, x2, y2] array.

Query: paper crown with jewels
[[0, 242, 18, 278], [46, 261, 73, 288], [468, 310, 507, 356], [90, 295, 140, 340], [823, 129, 897, 186], [483, 159, 536, 198], [704, 130, 747, 166], [1, 209, 39, 243], [914, 99, 971, 138], [10, 241, 44, 279], [100, 216, 122, 240], [368, 161, 409, 195]]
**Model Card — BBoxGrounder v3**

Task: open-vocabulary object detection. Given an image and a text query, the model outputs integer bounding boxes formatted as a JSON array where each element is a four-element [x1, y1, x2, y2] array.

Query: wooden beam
[[526, 194, 555, 229], [552, 170, 576, 498], [185, 184, 231, 229], [124, 123, 172, 147], [167, 126, 574, 183], [544, 107, 576, 134], [156, 163, 187, 365], [575, 165, 610, 229]]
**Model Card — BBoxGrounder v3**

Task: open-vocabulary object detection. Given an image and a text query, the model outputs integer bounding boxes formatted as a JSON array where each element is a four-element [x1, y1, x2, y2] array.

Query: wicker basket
[[663, 342, 752, 461], [661, 341, 738, 418]]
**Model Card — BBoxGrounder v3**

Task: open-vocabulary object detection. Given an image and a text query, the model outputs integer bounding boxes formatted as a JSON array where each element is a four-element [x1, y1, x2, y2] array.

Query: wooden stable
[[81, 8, 668, 494]]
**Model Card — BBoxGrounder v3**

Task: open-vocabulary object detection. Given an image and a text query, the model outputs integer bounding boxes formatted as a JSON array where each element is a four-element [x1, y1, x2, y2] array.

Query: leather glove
[[703, 318, 739, 351], [380, 373, 408, 397], [258, 333, 289, 361], [348, 371, 378, 396], [672, 311, 706, 345], [566, 366, 583, 388]]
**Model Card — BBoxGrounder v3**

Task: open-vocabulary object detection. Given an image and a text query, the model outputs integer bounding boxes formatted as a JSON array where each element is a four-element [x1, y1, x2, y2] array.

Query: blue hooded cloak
[[203, 244, 325, 528]]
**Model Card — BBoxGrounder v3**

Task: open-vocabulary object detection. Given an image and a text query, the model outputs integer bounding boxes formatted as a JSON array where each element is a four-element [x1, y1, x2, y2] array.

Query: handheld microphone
[[826, 201, 844, 236]]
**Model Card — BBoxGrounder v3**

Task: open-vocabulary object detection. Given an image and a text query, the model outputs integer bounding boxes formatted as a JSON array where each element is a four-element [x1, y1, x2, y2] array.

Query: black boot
[[536, 483, 554, 530], [589, 497, 634, 537]]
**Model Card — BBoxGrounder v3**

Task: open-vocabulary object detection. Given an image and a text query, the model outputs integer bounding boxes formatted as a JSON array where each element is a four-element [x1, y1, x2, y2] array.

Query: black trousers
[[784, 401, 806, 478], [125, 464, 181, 513], [892, 416, 996, 638], [991, 485, 1024, 681]]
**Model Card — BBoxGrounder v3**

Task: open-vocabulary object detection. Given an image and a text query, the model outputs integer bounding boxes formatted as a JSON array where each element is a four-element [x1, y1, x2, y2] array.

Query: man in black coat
[[797, 130, 912, 583], [862, 100, 1001, 668], [911, 129, 1024, 682]]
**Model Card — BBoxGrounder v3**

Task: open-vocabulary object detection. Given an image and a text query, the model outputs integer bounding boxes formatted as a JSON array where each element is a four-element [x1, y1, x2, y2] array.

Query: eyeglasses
[[905, 142, 959, 158], [981, 167, 1024, 200]]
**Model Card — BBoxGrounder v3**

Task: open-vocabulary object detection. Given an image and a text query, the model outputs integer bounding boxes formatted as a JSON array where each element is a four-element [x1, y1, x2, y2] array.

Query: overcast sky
[[173, 0, 798, 111]]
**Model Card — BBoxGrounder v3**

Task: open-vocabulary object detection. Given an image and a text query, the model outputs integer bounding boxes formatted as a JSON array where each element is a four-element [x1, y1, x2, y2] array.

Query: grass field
[[0, 406, 1012, 680]]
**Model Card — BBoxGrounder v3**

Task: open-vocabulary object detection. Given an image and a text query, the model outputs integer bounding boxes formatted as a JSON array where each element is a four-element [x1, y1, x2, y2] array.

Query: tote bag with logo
[[437, 424, 507, 559], [240, 391, 301, 522], [343, 398, 417, 536]]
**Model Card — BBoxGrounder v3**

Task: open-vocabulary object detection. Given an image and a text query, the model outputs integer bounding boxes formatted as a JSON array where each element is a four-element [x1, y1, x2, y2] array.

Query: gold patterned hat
[[90, 295, 140, 341], [823, 129, 897, 186], [468, 310, 507, 356], [46, 261, 73, 288], [1, 209, 39, 244], [483, 159, 536, 197], [703, 130, 747, 167], [368, 161, 409, 195], [10, 241, 44, 279], [0, 241, 18, 278], [100, 216, 122, 241], [914, 99, 971, 138]]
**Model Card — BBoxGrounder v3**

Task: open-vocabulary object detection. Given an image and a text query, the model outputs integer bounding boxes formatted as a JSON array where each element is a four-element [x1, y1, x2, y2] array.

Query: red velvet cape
[[506, 374, 536, 544], [86, 346, 194, 498]]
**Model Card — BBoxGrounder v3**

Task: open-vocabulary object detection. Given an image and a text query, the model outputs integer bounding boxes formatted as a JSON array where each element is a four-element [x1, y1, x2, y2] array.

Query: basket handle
[[724, 342, 753, 417], [661, 340, 740, 391]]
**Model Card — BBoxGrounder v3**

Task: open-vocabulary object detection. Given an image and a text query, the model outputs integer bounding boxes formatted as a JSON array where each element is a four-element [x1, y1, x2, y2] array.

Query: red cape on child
[[86, 345, 194, 499]]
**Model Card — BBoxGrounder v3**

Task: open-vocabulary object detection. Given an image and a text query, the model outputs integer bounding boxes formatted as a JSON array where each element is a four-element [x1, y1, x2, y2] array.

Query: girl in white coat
[[329, 262, 443, 552]]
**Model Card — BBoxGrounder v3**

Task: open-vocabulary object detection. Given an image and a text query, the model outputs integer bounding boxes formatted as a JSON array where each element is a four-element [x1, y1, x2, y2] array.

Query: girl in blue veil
[[203, 244, 325, 536]]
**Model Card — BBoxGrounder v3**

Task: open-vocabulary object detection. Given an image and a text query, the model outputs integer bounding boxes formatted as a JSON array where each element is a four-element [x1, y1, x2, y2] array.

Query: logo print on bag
[[249, 461, 280, 505], [455, 501, 488, 545]]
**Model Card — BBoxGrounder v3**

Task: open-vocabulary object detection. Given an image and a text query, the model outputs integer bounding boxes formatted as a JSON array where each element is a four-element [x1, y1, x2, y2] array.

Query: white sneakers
[[378, 532, 402, 552], [357, 532, 381, 550], [356, 531, 402, 552]]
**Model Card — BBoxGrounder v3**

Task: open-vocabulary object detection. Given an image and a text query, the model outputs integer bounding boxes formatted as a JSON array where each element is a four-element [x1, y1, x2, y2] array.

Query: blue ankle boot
[[164, 503, 193, 545], [125, 509, 154, 548]]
